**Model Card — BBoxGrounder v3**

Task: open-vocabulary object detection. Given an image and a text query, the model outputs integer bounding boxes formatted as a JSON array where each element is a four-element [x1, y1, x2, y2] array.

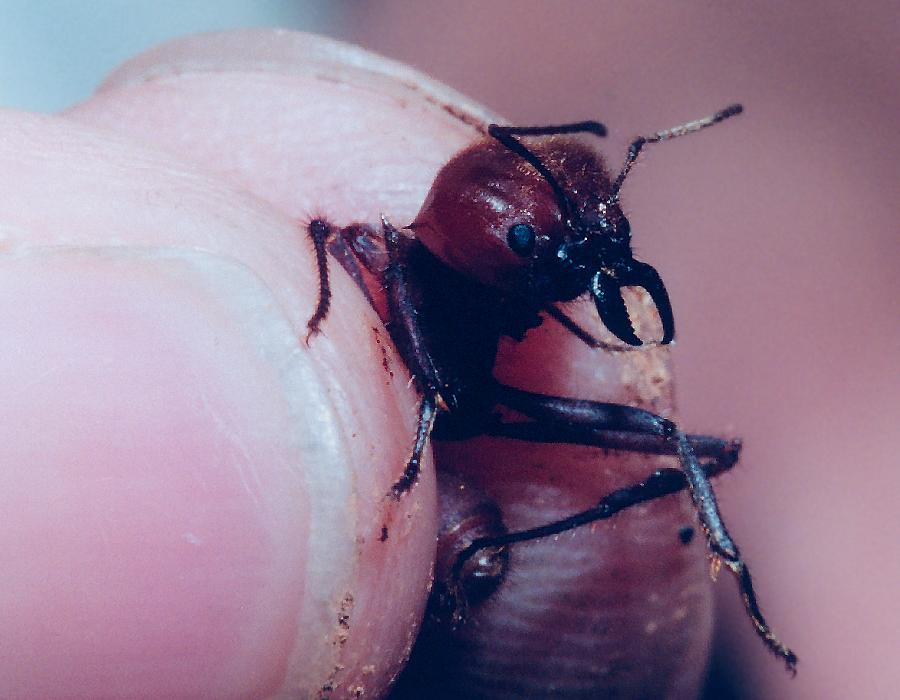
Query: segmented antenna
[[609, 104, 743, 201]]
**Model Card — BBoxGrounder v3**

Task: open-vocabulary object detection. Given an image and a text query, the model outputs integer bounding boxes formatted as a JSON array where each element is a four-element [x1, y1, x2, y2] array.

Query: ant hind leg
[[461, 383, 797, 672]]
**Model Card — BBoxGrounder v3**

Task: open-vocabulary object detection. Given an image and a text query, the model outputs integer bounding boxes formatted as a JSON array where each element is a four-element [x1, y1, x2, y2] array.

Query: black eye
[[618, 216, 631, 239], [507, 223, 536, 257]]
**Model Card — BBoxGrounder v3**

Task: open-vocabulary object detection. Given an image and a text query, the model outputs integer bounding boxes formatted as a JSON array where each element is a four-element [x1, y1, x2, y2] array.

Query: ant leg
[[381, 218, 446, 496], [486, 383, 797, 672], [305, 220, 391, 342], [337, 223, 390, 276], [304, 219, 334, 343], [454, 462, 726, 568], [390, 395, 437, 499], [436, 413, 742, 467], [305, 217, 441, 497], [449, 464, 719, 614]]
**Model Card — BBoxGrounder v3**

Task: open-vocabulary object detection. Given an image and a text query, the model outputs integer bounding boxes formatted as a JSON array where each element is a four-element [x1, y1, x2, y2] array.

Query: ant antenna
[[609, 103, 743, 201], [489, 121, 606, 227]]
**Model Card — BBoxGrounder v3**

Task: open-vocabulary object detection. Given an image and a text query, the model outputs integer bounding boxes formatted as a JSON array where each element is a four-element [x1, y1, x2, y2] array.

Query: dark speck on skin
[[372, 326, 394, 379], [678, 526, 695, 545]]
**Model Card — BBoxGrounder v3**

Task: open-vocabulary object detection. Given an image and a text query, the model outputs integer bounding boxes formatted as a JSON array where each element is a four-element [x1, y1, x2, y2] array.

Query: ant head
[[480, 127, 674, 347], [410, 134, 673, 346], [411, 104, 741, 347], [487, 103, 743, 346], [530, 197, 674, 347]]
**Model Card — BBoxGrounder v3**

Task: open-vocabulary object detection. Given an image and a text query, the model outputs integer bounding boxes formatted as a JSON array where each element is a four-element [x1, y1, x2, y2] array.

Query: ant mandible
[[305, 103, 797, 673]]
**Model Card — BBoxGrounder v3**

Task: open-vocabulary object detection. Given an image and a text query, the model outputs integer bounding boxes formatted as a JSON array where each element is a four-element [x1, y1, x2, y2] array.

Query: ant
[[305, 103, 797, 673]]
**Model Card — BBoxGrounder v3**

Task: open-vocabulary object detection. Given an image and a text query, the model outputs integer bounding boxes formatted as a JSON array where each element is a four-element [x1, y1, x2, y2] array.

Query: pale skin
[[0, 30, 729, 698], [1, 46, 447, 697]]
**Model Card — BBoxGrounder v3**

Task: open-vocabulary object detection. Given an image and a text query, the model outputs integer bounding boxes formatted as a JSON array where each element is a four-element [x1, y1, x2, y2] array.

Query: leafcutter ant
[[305, 103, 796, 672]]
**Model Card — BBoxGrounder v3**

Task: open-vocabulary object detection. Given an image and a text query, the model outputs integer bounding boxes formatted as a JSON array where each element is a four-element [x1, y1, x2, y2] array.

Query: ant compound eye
[[507, 223, 536, 257]]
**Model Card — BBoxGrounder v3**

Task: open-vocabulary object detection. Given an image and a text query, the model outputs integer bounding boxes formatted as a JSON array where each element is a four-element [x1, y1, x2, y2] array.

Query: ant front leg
[[304, 218, 440, 498], [472, 383, 797, 671], [304, 218, 340, 342], [381, 218, 446, 498], [304, 219, 387, 342]]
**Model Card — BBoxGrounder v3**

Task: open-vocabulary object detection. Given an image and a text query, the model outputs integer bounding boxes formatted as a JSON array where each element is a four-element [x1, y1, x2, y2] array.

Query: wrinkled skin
[[0, 30, 715, 698]]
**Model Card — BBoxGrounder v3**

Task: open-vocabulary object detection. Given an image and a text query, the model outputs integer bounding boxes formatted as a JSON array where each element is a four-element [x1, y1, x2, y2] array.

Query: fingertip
[[69, 29, 498, 225], [0, 108, 436, 697]]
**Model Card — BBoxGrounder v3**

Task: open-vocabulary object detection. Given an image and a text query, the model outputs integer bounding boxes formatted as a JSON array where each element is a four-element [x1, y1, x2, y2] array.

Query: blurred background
[[3, 1, 897, 698]]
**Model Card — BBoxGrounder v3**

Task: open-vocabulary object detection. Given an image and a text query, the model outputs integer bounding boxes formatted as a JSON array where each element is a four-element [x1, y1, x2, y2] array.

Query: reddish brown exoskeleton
[[305, 104, 796, 679]]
